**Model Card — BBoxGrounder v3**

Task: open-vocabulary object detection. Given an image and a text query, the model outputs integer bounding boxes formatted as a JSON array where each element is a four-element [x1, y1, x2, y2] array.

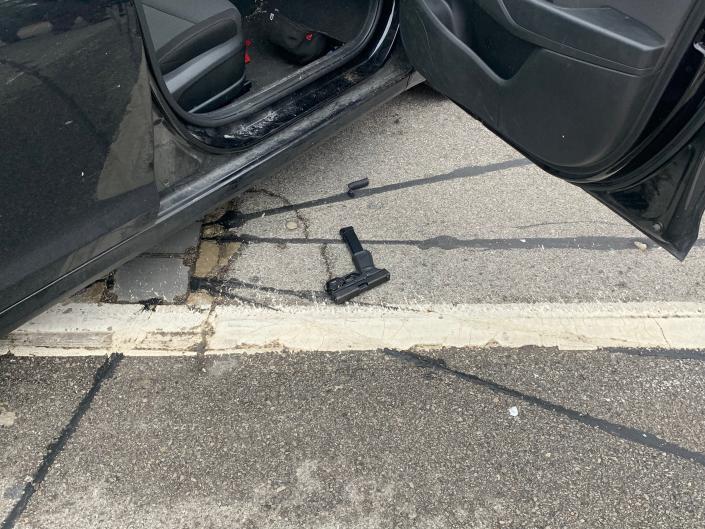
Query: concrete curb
[[2, 302, 705, 356]]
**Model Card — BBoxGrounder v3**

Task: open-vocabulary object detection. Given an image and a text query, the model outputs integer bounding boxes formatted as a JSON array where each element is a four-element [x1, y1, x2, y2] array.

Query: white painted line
[[2, 302, 705, 356]]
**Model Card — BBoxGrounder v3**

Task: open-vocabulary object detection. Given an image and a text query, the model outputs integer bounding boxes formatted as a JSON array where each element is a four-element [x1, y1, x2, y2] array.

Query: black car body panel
[[0, 0, 159, 329], [0, 0, 414, 336], [400, 0, 705, 258]]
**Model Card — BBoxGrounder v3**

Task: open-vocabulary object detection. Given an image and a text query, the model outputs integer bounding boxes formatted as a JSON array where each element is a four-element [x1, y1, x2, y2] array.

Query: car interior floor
[[242, 10, 306, 92], [138, 0, 377, 115], [241, 0, 376, 92]]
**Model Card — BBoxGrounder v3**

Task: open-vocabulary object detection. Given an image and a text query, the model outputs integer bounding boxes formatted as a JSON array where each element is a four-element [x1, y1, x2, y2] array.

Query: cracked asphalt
[[4, 85, 705, 527]]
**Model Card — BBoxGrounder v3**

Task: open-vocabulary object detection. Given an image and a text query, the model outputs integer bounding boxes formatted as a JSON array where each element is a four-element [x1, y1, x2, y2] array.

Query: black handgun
[[325, 227, 390, 303]]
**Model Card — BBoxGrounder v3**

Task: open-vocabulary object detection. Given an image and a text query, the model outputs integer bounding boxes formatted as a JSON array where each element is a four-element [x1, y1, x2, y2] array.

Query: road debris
[[139, 298, 163, 312], [0, 410, 17, 427], [508, 406, 519, 417], [634, 241, 648, 251], [347, 177, 370, 198]]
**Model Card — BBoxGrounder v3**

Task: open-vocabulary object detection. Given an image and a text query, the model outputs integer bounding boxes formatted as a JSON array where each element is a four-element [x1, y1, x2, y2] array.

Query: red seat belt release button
[[245, 39, 253, 64]]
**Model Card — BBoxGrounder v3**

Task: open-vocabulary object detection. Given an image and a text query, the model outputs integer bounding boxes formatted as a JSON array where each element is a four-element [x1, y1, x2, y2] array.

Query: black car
[[1, 0, 704, 335]]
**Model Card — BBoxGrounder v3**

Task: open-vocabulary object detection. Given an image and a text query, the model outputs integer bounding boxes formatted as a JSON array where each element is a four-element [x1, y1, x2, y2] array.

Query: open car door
[[400, 0, 705, 259]]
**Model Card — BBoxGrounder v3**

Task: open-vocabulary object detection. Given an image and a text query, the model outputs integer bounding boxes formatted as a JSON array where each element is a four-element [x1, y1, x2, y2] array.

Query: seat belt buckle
[[325, 227, 390, 303]]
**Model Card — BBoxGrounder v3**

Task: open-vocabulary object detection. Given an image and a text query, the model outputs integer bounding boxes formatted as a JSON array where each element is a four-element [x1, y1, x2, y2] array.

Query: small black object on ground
[[139, 297, 163, 312], [347, 178, 370, 197], [325, 227, 390, 303]]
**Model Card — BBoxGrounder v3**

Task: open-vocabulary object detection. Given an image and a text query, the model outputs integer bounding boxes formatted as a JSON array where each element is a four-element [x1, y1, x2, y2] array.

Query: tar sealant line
[[2, 302, 705, 356], [213, 233, 698, 252], [0, 353, 122, 529], [386, 349, 705, 468], [210, 158, 532, 227]]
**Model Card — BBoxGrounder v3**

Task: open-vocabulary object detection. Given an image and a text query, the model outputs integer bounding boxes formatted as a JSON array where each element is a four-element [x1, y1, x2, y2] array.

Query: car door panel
[[401, 0, 702, 172], [400, 0, 705, 257], [587, 128, 705, 260], [0, 1, 159, 314]]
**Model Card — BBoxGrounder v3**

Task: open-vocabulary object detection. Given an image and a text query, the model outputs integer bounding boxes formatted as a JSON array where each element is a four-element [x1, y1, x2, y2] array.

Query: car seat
[[141, 0, 247, 113]]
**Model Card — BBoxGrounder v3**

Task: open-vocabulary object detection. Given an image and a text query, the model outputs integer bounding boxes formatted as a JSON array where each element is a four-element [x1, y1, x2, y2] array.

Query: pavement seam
[[250, 187, 336, 280], [385, 349, 705, 467], [189, 275, 433, 312], [207, 233, 705, 252], [190, 275, 327, 303], [207, 159, 532, 228], [194, 278, 283, 311], [195, 205, 275, 310], [0, 353, 124, 529], [605, 347, 705, 361]]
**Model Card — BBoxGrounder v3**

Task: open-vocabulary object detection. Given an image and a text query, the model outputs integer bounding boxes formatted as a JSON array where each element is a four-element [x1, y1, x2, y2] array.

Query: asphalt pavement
[[67, 84, 705, 308], [3, 84, 705, 528], [3, 348, 705, 528], [195, 84, 705, 307]]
